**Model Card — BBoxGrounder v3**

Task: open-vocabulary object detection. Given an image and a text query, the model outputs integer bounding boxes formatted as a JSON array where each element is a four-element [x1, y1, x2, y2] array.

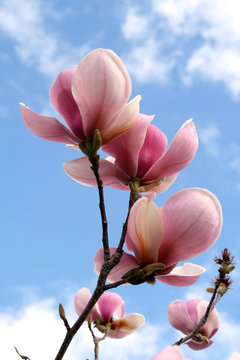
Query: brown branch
[[116, 184, 140, 254], [54, 176, 138, 359], [89, 152, 110, 262], [103, 279, 127, 290]]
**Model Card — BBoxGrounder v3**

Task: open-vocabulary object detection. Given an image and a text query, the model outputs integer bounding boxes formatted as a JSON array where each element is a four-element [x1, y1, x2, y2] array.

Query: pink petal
[[158, 188, 223, 266], [49, 67, 85, 139], [20, 103, 80, 145], [93, 248, 139, 283], [63, 157, 130, 189], [151, 346, 186, 360], [157, 263, 206, 286], [103, 113, 152, 176], [100, 95, 141, 145], [74, 288, 100, 322], [98, 292, 124, 322], [110, 313, 145, 339], [126, 198, 164, 264], [186, 299, 201, 324], [168, 299, 196, 334], [142, 120, 198, 182], [196, 300, 220, 338], [72, 49, 132, 140], [186, 339, 213, 350], [137, 124, 167, 178]]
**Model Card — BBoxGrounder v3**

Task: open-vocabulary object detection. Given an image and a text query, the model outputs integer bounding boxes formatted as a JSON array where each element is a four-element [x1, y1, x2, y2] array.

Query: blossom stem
[[88, 151, 110, 262], [116, 182, 140, 254]]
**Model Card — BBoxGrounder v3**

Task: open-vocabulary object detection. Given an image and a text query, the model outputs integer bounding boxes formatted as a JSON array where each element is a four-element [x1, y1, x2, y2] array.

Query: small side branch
[[14, 346, 31, 360], [174, 277, 222, 346], [174, 248, 235, 347]]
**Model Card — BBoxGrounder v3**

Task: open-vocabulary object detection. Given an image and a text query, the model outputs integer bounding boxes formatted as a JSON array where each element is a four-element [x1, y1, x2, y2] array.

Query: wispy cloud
[[123, 39, 175, 84], [198, 123, 222, 158], [121, 0, 240, 99], [0, 0, 89, 78]]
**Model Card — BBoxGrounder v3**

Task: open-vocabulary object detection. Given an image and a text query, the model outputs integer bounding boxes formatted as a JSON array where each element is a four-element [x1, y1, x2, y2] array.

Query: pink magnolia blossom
[[20, 49, 140, 147], [168, 299, 220, 350], [150, 346, 186, 360], [63, 114, 198, 193], [74, 288, 145, 339], [94, 188, 222, 286]]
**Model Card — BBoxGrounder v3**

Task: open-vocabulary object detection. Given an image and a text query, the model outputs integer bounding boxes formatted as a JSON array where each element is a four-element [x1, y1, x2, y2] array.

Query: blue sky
[[1, 0, 240, 359]]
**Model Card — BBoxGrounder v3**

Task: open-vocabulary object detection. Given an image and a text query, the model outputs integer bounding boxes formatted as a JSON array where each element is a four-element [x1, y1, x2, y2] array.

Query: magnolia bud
[[59, 303, 66, 321], [92, 129, 102, 152], [206, 287, 215, 293]]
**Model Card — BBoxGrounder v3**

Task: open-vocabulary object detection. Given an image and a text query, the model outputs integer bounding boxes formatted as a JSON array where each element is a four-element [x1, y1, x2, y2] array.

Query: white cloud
[[0, 0, 89, 78], [198, 123, 222, 158], [121, 7, 150, 41], [0, 291, 163, 360], [1, 288, 240, 360], [124, 39, 175, 84], [122, 0, 240, 99]]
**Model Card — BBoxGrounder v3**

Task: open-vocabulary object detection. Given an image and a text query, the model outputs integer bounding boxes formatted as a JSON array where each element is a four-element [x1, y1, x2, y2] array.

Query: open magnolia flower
[[94, 188, 222, 286], [20, 49, 140, 147], [150, 346, 186, 360], [63, 115, 198, 193], [168, 299, 220, 350], [74, 288, 145, 338]]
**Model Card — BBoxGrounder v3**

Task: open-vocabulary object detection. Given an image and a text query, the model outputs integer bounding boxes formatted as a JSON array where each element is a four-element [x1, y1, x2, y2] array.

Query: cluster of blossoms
[[21, 49, 229, 359]]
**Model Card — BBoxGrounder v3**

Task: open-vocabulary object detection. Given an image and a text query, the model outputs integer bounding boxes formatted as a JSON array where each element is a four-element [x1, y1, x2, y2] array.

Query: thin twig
[[103, 279, 127, 290], [55, 180, 137, 359], [116, 186, 140, 254], [174, 276, 223, 346], [14, 346, 31, 360], [89, 153, 110, 261]]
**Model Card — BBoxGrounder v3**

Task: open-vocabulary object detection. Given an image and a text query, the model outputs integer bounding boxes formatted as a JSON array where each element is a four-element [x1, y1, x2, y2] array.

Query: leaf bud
[[206, 287, 215, 293], [59, 303, 66, 321], [92, 129, 102, 152]]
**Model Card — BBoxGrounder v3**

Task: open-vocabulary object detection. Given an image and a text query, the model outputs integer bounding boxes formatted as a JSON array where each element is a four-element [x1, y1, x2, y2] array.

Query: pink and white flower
[[63, 115, 198, 193], [74, 288, 145, 338], [94, 188, 222, 286], [150, 346, 186, 360], [20, 49, 140, 147], [168, 299, 220, 350]]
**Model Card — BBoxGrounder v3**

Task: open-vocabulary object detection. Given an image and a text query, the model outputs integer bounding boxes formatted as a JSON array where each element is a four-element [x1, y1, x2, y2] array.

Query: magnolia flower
[[20, 49, 140, 147], [63, 115, 198, 193], [74, 288, 145, 338], [150, 346, 186, 360], [94, 188, 222, 286], [168, 299, 220, 350]]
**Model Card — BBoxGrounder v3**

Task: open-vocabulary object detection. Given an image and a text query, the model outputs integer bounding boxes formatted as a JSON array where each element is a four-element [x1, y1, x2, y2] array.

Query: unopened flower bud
[[79, 143, 89, 156], [206, 287, 215, 293], [228, 265, 235, 273], [217, 283, 228, 295], [92, 129, 102, 152], [59, 303, 66, 321]]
